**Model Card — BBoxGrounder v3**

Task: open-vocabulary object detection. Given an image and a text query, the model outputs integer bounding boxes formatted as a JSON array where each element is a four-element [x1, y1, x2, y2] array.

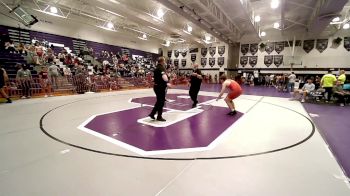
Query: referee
[[189, 64, 202, 108], [148, 57, 171, 121]]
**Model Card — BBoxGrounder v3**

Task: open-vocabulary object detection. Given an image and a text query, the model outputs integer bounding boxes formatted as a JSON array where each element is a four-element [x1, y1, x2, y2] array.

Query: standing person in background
[[288, 72, 296, 92], [0, 65, 12, 103], [48, 58, 60, 89], [321, 70, 337, 102], [338, 70, 346, 86], [16, 64, 32, 99], [148, 57, 171, 121], [39, 66, 53, 97], [189, 64, 202, 108]]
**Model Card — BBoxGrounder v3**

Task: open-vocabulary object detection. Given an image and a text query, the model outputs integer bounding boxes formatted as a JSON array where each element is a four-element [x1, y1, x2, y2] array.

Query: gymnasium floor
[[1, 87, 350, 195]]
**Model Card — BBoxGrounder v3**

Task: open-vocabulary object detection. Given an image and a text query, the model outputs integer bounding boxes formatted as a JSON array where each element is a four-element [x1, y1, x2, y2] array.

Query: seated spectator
[[292, 78, 315, 102], [0, 65, 12, 103], [5, 40, 16, 53], [27, 45, 39, 65], [16, 43, 27, 55], [332, 80, 350, 107]]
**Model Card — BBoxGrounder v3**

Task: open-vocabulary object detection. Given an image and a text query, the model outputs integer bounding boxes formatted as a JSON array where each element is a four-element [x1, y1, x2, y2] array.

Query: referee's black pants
[[150, 86, 166, 118], [189, 85, 200, 104]]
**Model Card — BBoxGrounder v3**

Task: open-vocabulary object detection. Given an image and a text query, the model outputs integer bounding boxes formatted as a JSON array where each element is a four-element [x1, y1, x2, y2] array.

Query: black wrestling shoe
[[6, 98, 12, 103], [156, 117, 166, 122], [148, 114, 155, 120], [192, 101, 198, 108], [227, 111, 237, 116]]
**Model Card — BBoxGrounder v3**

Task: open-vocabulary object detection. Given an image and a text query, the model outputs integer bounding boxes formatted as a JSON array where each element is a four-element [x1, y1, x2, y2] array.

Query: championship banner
[[265, 42, 275, 54], [241, 44, 249, 55], [249, 43, 258, 55], [249, 56, 258, 67], [181, 51, 187, 57], [274, 55, 283, 67], [201, 58, 207, 67], [174, 50, 180, 58], [174, 59, 179, 66], [181, 59, 186, 67], [209, 47, 216, 57], [264, 55, 273, 67], [209, 58, 215, 67], [201, 48, 208, 57], [218, 57, 225, 67], [316, 39, 328, 53], [218, 46, 225, 56], [344, 37, 350, 51], [240, 56, 248, 67], [303, 40, 315, 53], [191, 54, 196, 62], [275, 42, 284, 54], [167, 50, 172, 58]]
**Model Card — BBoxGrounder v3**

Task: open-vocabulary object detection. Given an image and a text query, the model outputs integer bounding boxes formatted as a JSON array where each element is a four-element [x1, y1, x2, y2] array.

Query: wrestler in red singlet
[[216, 75, 243, 115]]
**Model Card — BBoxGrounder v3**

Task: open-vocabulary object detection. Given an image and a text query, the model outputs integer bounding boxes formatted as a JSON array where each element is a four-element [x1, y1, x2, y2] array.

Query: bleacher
[[0, 51, 36, 78]]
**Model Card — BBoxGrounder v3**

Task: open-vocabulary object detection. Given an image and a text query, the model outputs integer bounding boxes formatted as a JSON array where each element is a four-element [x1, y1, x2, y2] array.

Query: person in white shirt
[[288, 72, 296, 92], [292, 78, 315, 102]]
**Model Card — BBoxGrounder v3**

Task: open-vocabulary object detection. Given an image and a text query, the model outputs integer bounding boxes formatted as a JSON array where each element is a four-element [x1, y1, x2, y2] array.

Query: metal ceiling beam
[[286, 1, 315, 10], [307, 0, 348, 36], [155, 0, 234, 44]]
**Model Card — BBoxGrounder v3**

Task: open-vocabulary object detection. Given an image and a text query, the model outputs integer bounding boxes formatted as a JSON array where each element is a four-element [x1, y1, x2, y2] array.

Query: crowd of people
[[0, 35, 168, 99], [0, 35, 349, 106], [240, 70, 349, 106]]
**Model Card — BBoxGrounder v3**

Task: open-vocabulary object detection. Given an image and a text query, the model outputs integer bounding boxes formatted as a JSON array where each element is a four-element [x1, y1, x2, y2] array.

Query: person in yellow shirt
[[321, 70, 336, 102], [338, 70, 346, 85]]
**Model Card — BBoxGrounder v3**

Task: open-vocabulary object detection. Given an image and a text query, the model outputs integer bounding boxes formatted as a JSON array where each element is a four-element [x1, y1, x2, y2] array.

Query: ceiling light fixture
[[332, 17, 340, 22], [343, 23, 350, 30], [183, 24, 193, 34], [205, 34, 211, 41], [260, 31, 266, 36], [271, 0, 280, 9], [50, 6, 58, 14], [254, 15, 261, 22], [107, 22, 114, 29], [96, 7, 125, 18], [148, 26, 163, 32], [161, 40, 170, 47], [157, 8, 164, 18], [138, 33, 148, 40], [273, 22, 280, 29], [187, 25, 193, 32], [109, 0, 120, 4]]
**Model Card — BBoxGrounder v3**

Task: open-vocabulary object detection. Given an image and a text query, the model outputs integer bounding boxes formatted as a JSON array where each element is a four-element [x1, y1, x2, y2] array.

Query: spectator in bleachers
[[48, 58, 60, 88], [321, 70, 337, 102], [35, 42, 44, 61], [16, 64, 32, 99], [0, 65, 12, 103], [292, 78, 315, 103], [16, 43, 27, 55], [27, 45, 39, 65], [332, 80, 350, 107], [39, 66, 53, 97], [5, 40, 16, 53]]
